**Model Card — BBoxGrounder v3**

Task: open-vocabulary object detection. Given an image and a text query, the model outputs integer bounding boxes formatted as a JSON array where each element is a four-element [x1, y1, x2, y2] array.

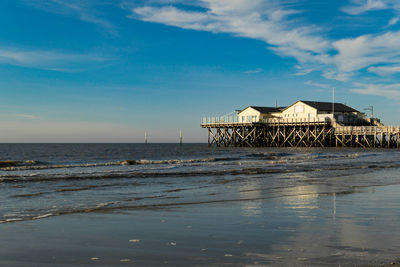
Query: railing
[[201, 116, 240, 124], [262, 117, 328, 124], [201, 116, 331, 125], [335, 126, 400, 135]]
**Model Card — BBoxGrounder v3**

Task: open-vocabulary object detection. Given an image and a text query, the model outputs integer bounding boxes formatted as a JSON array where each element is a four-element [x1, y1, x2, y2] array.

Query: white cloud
[[342, 1, 400, 28], [0, 47, 110, 71], [327, 30, 400, 80], [351, 82, 400, 100], [387, 16, 399, 27], [342, 0, 388, 15], [126, 0, 400, 98], [11, 114, 39, 119], [294, 65, 314, 76], [368, 65, 400, 75], [243, 68, 263, 74], [131, 1, 396, 82], [129, 1, 329, 61], [132, 6, 209, 30], [25, 0, 117, 35], [304, 80, 330, 89]]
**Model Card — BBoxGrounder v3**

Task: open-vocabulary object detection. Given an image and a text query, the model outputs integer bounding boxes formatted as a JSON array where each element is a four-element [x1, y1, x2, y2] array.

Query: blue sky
[[1, 0, 400, 142]]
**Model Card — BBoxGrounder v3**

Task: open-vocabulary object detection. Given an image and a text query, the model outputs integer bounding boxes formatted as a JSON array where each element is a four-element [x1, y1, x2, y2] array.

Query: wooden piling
[[202, 120, 400, 148]]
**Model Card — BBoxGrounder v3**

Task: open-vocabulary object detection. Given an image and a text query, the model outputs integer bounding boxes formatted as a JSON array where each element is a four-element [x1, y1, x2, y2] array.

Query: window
[[295, 105, 304, 113]]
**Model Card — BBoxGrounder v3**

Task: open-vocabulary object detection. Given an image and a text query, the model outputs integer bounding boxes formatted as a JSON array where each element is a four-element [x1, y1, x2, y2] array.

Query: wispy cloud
[[326, 31, 400, 80], [25, 0, 117, 35], [11, 114, 40, 119], [243, 68, 263, 74], [386, 16, 399, 27], [129, 1, 329, 61], [368, 65, 400, 75], [126, 1, 400, 85], [123, 0, 400, 102], [304, 80, 330, 89], [0, 47, 110, 71], [342, 0, 400, 27], [342, 0, 400, 28], [341, 0, 388, 15], [351, 82, 400, 100]]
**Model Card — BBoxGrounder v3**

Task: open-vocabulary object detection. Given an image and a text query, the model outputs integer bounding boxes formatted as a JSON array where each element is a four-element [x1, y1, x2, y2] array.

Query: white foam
[[32, 213, 53, 220]]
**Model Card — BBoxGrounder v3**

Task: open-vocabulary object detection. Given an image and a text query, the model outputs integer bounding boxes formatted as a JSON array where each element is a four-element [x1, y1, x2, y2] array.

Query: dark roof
[[300, 101, 359, 113], [247, 106, 286, 113]]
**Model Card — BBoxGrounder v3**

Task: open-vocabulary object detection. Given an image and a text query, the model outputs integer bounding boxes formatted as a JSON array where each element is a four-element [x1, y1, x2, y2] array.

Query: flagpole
[[332, 87, 335, 116]]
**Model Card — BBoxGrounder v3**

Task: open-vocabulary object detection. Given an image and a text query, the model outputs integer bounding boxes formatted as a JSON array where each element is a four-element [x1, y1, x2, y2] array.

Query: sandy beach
[[2, 183, 400, 266], [2, 144, 400, 266]]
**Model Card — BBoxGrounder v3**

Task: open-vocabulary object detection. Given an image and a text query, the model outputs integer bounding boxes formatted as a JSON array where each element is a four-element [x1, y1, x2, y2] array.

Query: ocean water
[[2, 143, 400, 265]]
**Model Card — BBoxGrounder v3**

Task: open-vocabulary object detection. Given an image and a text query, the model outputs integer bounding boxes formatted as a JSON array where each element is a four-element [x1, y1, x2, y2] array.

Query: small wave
[[245, 152, 293, 160], [10, 184, 124, 198], [55, 186, 96, 192], [0, 167, 295, 183], [120, 157, 241, 165], [0, 160, 42, 167], [95, 201, 119, 208], [12, 192, 44, 198], [0, 153, 367, 172], [0, 166, 339, 183], [2, 156, 400, 184], [0, 218, 23, 223], [0, 157, 241, 171], [32, 213, 53, 220], [313, 153, 360, 160], [0, 189, 354, 224]]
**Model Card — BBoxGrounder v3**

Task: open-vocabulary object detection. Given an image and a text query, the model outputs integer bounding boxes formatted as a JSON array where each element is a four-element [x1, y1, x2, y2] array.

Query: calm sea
[[1, 143, 399, 225]]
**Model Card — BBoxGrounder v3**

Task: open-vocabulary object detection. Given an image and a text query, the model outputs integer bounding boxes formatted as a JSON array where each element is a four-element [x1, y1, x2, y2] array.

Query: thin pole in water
[[179, 130, 182, 145], [145, 131, 148, 145]]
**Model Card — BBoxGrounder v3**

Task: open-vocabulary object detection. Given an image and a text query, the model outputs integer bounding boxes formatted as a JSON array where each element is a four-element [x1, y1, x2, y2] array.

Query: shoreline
[[2, 183, 400, 266]]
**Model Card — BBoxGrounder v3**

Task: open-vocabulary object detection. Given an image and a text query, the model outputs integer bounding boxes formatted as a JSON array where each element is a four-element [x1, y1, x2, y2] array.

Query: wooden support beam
[[208, 128, 210, 147], [204, 123, 400, 149], [282, 128, 296, 146]]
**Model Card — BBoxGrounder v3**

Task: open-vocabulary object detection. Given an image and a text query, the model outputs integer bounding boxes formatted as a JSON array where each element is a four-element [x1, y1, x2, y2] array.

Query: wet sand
[[2, 145, 400, 266], [2, 183, 400, 266]]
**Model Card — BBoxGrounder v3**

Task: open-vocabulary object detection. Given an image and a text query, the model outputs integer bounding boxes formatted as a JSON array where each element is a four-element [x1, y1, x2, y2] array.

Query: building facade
[[237, 100, 365, 125]]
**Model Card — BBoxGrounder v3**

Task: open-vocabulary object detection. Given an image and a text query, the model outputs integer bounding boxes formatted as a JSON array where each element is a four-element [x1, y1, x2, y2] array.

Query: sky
[[1, 0, 400, 142]]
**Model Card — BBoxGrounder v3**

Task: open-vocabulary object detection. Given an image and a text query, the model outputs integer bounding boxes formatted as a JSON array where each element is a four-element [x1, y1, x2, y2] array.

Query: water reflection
[[333, 192, 336, 217], [238, 178, 263, 217], [281, 185, 320, 210], [253, 184, 400, 266]]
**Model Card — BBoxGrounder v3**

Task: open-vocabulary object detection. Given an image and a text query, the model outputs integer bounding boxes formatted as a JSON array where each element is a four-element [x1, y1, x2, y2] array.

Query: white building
[[238, 106, 283, 123], [237, 101, 362, 124], [280, 100, 360, 123]]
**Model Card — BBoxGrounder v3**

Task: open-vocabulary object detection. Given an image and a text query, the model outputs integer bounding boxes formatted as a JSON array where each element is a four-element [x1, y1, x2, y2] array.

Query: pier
[[201, 101, 400, 148], [334, 126, 400, 148]]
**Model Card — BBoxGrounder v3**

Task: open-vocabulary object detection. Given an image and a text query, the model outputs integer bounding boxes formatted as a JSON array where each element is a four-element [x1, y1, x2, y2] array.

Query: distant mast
[[332, 87, 335, 116], [364, 106, 374, 118], [145, 131, 148, 145]]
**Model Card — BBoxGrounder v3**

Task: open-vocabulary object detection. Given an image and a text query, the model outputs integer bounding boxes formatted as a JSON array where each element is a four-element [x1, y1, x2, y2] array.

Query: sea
[[1, 143, 400, 266]]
